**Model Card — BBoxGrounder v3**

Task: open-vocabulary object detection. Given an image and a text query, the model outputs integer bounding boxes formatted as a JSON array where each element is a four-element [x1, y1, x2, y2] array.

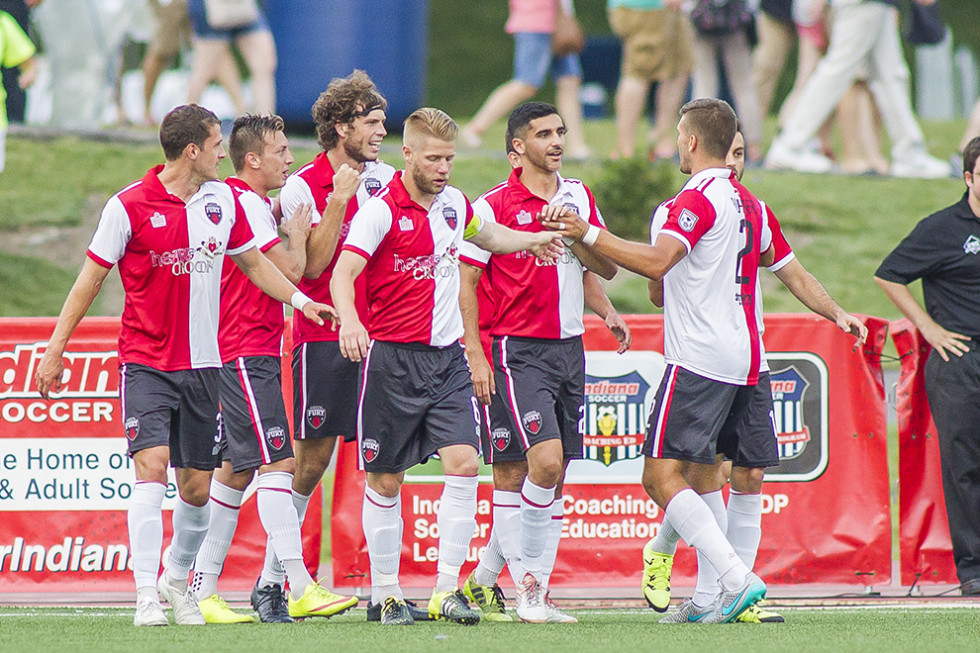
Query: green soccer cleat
[[734, 600, 784, 623], [380, 597, 415, 626], [428, 589, 481, 625], [287, 582, 358, 619], [642, 540, 674, 612], [463, 572, 513, 622], [197, 594, 255, 624]]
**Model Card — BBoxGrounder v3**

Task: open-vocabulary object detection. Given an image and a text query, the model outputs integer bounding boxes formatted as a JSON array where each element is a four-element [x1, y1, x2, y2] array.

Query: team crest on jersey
[[399, 216, 414, 232], [197, 236, 221, 259], [678, 208, 699, 232], [204, 201, 222, 225], [522, 410, 542, 435], [964, 235, 980, 255], [125, 417, 140, 440], [562, 202, 580, 216], [443, 207, 458, 230], [583, 371, 650, 466], [766, 356, 829, 482], [150, 212, 166, 228], [491, 427, 511, 452], [306, 405, 326, 429], [516, 210, 533, 225], [362, 438, 380, 463], [266, 426, 287, 451], [364, 177, 382, 196]]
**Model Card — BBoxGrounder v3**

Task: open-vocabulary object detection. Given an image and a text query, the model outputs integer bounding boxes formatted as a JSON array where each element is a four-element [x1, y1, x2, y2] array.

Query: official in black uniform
[[874, 136, 980, 596]]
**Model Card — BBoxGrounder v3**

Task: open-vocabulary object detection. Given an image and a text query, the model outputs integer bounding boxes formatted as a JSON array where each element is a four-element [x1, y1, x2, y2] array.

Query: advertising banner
[[331, 314, 892, 589], [0, 318, 321, 593], [891, 319, 958, 584]]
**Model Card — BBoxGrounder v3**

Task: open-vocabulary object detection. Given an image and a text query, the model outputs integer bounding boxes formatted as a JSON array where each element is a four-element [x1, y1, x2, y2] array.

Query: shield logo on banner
[[306, 405, 326, 429], [771, 366, 812, 460], [583, 370, 651, 467], [364, 177, 382, 196], [266, 426, 286, 451], [522, 410, 542, 435], [765, 355, 829, 482], [204, 202, 222, 225], [362, 438, 380, 463], [491, 428, 511, 452], [443, 206, 458, 230], [125, 417, 140, 440]]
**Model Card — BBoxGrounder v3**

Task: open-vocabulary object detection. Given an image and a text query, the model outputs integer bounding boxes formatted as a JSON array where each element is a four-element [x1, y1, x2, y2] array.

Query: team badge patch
[[522, 410, 542, 435], [491, 427, 511, 452], [443, 207, 458, 230], [364, 177, 382, 196], [306, 405, 326, 429], [362, 438, 380, 463], [516, 209, 533, 225], [266, 426, 286, 451], [125, 417, 140, 440], [204, 202, 222, 225], [150, 212, 166, 228], [562, 202, 580, 216], [399, 216, 414, 232], [678, 208, 699, 233], [964, 235, 980, 255]]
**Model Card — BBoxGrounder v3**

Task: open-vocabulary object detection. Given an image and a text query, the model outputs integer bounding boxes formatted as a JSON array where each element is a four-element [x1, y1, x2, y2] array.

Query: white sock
[[189, 480, 242, 599], [727, 491, 763, 570], [260, 488, 312, 588], [664, 488, 747, 592], [435, 475, 478, 592], [492, 489, 524, 585], [257, 472, 314, 599], [692, 490, 727, 608], [520, 478, 555, 579], [128, 481, 166, 590], [167, 498, 211, 584], [473, 528, 506, 587], [540, 496, 565, 589], [650, 515, 682, 555], [363, 486, 403, 604]]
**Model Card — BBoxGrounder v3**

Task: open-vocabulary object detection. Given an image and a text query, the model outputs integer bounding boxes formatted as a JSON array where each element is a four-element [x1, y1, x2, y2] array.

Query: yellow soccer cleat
[[642, 540, 674, 612], [197, 594, 255, 624], [734, 600, 785, 624], [428, 589, 481, 625], [463, 571, 513, 622], [288, 583, 359, 619]]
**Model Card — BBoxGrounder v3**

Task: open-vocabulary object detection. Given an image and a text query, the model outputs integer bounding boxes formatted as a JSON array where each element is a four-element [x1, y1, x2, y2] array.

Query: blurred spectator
[[141, 0, 190, 125], [0, 0, 39, 124], [607, 0, 691, 161], [766, 0, 948, 178], [957, 98, 980, 158], [687, 0, 764, 163], [185, 0, 276, 115], [461, 0, 590, 160], [751, 0, 793, 117], [0, 7, 36, 172]]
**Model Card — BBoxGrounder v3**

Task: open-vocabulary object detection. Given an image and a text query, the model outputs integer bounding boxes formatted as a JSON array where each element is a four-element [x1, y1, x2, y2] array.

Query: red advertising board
[[0, 318, 321, 592], [891, 319, 958, 585], [331, 313, 892, 590]]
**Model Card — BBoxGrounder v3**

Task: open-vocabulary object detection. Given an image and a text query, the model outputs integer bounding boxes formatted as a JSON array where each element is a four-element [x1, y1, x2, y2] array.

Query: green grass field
[[1, 606, 978, 653]]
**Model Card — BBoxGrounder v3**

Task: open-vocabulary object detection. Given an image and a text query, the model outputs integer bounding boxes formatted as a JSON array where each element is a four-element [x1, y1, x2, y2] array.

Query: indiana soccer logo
[[771, 366, 810, 460], [306, 405, 326, 429], [766, 356, 828, 482], [266, 426, 286, 451], [362, 438, 380, 463], [583, 371, 650, 466]]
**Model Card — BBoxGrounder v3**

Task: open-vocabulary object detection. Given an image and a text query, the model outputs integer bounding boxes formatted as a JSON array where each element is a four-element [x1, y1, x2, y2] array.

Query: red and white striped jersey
[[279, 152, 395, 347], [86, 165, 255, 371], [218, 177, 284, 362], [458, 168, 606, 339], [649, 167, 793, 385], [342, 172, 473, 347]]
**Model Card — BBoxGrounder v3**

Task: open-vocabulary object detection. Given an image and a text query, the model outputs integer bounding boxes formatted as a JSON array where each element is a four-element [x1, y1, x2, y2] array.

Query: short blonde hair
[[403, 108, 458, 147]]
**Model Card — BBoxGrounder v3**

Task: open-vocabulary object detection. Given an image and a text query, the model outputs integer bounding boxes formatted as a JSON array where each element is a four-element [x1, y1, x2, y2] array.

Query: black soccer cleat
[[250, 578, 294, 623], [380, 597, 416, 626], [366, 598, 431, 622]]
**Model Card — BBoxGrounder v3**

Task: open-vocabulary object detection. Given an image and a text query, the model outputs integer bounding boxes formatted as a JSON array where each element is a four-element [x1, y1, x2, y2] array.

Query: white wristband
[[582, 224, 600, 246], [290, 291, 312, 311]]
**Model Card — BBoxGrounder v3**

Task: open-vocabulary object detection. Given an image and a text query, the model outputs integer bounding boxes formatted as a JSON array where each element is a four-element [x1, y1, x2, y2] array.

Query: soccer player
[[265, 70, 412, 621], [456, 101, 618, 624], [34, 104, 337, 627], [187, 114, 358, 624], [462, 134, 631, 623], [330, 107, 561, 626], [642, 126, 867, 624], [543, 98, 863, 623]]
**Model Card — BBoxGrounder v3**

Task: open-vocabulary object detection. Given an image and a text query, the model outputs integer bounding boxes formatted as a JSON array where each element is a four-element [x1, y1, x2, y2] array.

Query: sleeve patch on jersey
[[678, 208, 699, 233]]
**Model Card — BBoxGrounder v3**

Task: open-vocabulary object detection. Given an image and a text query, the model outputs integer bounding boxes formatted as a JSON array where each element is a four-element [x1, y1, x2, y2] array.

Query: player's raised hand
[[529, 232, 564, 263], [282, 202, 313, 240], [339, 319, 370, 362], [538, 205, 588, 242], [606, 312, 633, 354], [301, 301, 340, 329], [467, 350, 495, 405], [35, 350, 65, 400], [836, 314, 868, 346], [333, 164, 361, 203]]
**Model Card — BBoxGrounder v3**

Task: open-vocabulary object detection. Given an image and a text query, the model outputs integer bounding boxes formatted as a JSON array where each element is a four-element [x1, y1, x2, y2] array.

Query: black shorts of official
[[292, 340, 359, 442], [357, 340, 480, 474], [643, 364, 779, 468], [120, 363, 221, 470], [484, 335, 585, 464], [217, 355, 294, 473]]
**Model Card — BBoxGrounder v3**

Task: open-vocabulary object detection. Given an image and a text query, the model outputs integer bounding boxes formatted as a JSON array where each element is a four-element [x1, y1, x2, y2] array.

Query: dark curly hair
[[311, 70, 387, 152]]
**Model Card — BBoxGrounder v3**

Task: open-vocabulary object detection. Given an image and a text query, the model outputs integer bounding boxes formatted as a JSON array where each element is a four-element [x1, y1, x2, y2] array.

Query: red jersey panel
[[279, 152, 395, 346], [218, 177, 284, 362], [458, 169, 606, 339], [86, 166, 254, 371]]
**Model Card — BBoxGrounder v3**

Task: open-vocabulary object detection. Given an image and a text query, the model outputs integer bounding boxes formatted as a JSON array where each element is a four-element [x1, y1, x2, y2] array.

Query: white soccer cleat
[[890, 151, 954, 179], [133, 596, 169, 627], [515, 572, 548, 624], [157, 574, 206, 625], [544, 591, 577, 623], [764, 138, 834, 174]]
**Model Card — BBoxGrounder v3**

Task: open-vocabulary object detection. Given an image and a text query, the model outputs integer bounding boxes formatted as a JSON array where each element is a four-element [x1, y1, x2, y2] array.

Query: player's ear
[[245, 150, 261, 170], [335, 121, 348, 140], [183, 142, 200, 160]]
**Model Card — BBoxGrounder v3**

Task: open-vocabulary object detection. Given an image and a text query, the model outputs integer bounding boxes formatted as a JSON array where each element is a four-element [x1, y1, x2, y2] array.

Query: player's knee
[[730, 465, 765, 494], [260, 458, 296, 476]]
